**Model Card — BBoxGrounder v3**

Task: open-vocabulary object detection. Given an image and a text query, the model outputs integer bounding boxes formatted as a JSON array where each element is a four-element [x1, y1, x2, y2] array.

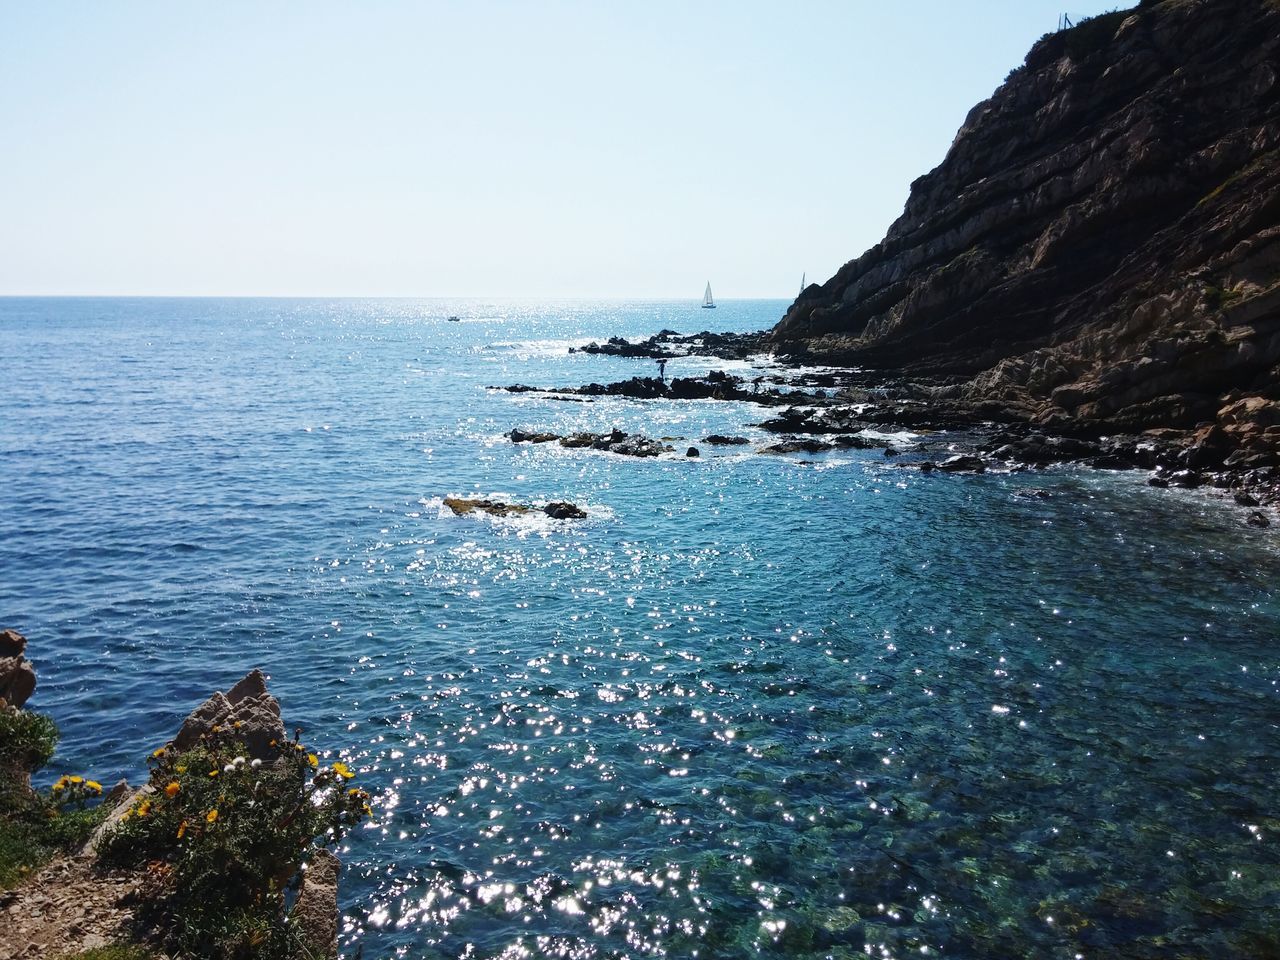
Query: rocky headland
[[771, 0, 1280, 472], [509, 0, 1280, 518]]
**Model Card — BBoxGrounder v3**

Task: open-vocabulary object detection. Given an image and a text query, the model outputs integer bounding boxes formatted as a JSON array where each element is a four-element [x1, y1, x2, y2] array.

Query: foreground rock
[[444, 496, 588, 519], [2, 653, 345, 960], [770, 0, 1280, 473]]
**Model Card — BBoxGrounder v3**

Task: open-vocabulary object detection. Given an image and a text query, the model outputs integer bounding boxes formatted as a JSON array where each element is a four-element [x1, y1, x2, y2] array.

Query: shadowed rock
[[0, 629, 37, 709], [291, 849, 341, 958]]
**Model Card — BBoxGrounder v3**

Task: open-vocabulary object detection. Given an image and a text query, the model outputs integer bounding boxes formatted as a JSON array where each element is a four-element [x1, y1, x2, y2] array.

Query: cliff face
[[774, 0, 1280, 453]]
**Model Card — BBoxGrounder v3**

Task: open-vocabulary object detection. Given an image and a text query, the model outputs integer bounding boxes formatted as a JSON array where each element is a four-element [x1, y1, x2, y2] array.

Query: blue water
[[2, 297, 1278, 958]]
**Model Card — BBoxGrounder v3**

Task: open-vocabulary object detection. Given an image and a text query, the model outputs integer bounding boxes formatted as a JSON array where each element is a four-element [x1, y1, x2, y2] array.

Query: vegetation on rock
[[0, 704, 108, 889], [97, 727, 370, 959]]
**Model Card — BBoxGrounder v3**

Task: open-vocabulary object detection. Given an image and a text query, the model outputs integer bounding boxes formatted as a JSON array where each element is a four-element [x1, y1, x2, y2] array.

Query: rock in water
[[543, 502, 588, 520], [939, 455, 986, 473], [170, 668, 287, 761], [443, 497, 531, 517], [686, 447, 700, 458], [1246, 511, 1272, 528], [0, 628, 37, 709]]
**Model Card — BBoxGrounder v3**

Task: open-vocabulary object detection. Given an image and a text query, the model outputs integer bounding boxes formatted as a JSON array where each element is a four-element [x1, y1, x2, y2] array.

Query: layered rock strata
[[772, 0, 1280, 466]]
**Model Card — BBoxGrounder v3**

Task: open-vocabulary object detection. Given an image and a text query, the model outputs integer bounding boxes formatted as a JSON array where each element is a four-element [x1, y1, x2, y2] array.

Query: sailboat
[[702, 282, 716, 309]]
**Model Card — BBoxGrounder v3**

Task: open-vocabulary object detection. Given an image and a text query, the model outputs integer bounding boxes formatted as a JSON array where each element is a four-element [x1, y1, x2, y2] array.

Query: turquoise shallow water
[[2, 297, 1279, 958]]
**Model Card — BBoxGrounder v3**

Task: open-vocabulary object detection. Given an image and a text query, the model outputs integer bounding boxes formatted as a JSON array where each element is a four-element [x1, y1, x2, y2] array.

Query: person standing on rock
[[657, 358, 667, 384]]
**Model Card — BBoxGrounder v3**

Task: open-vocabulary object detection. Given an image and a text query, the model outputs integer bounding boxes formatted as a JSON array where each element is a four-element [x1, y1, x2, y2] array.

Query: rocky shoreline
[[498, 362, 1278, 526], [762, 0, 1280, 497]]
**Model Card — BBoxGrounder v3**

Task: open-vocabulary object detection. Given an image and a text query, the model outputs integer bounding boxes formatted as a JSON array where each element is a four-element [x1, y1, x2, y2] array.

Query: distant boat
[[446, 315, 461, 322], [702, 282, 716, 309], [799, 273, 806, 297]]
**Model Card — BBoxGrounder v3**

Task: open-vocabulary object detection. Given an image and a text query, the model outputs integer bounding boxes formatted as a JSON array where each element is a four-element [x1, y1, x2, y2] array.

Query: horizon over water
[[2, 297, 1278, 958]]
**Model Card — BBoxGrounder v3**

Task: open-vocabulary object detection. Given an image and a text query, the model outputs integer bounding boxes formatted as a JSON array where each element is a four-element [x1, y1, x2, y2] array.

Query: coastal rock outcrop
[[0, 628, 36, 709], [170, 667, 287, 761], [772, 0, 1280, 461]]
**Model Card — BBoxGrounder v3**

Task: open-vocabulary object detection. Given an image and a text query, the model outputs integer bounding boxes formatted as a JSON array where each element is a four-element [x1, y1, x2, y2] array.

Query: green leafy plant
[[0, 705, 108, 889], [98, 729, 370, 959], [0, 705, 59, 774]]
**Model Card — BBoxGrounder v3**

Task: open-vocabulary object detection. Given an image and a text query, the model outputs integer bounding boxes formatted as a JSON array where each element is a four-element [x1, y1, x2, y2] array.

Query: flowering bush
[[98, 728, 370, 959]]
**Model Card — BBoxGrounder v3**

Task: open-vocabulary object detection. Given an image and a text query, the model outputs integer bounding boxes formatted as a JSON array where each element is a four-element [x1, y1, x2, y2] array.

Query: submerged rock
[[703, 434, 751, 445], [1246, 510, 1272, 528], [1015, 488, 1052, 500]]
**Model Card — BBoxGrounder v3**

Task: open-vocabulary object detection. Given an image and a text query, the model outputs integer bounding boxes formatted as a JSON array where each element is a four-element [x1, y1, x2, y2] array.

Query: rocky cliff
[[774, 0, 1280, 465]]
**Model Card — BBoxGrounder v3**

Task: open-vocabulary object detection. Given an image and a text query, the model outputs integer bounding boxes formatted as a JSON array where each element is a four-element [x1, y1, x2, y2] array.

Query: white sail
[[702, 282, 715, 308]]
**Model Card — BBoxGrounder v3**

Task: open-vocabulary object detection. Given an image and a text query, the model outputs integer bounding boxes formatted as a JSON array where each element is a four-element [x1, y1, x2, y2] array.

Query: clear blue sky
[[0, 2, 1124, 298]]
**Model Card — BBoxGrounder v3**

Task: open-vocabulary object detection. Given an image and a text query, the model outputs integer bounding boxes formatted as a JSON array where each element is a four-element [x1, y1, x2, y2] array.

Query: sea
[[1, 297, 1278, 959]]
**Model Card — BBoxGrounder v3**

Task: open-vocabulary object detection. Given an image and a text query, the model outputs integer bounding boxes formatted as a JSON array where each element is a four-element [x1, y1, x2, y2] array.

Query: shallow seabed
[[1, 298, 1278, 958]]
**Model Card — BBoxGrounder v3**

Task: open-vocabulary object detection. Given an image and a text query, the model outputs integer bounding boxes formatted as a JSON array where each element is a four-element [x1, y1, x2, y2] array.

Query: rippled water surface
[[2, 298, 1279, 958]]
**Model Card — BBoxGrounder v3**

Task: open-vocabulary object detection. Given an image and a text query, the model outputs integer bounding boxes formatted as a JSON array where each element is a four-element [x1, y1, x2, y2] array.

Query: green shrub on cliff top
[[0, 705, 108, 889], [0, 705, 58, 774], [98, 728, 370, 959]]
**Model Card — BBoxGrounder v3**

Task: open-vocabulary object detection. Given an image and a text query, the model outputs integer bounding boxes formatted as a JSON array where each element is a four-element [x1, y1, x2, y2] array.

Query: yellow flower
[[52, 776, 68, 791], [332, 761, 354, 780], [137, 799, 152, 818], [69, 775, 84, 784], [86, 780, 103, 793], [175, 765, 187, 774], [206, 809, 219, 824], [307, 754, 319, 769], [177, 820, 188, 839], [209, 769, 219, 778], [164, 781, 181, 798], [233, 720, 242, 729], [152, 747, 166, 758]]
